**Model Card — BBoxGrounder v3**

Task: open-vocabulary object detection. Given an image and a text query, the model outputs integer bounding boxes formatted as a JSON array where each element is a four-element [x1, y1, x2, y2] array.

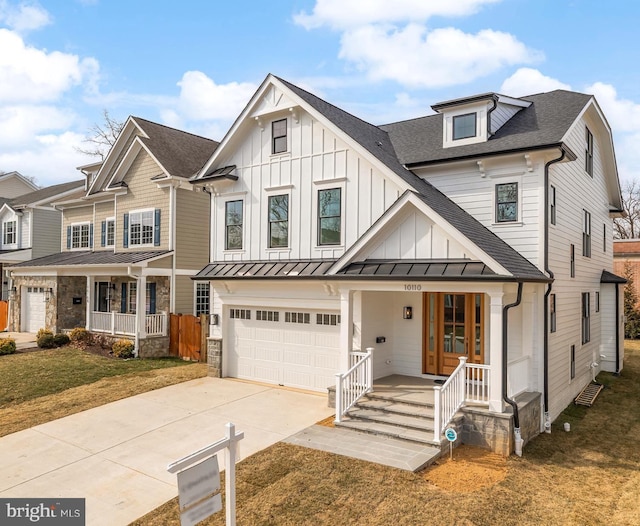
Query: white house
[[190, 75, 624, 454]]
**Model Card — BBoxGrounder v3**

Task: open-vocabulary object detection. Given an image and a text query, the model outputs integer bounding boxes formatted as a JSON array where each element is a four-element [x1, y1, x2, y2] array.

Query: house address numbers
[[404, 284, 422, 291]]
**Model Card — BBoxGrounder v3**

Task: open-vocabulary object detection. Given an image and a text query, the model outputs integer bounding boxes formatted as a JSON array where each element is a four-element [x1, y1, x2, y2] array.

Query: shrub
[[53, 333, 71, 347], [37, 333, 56, 349], [0, 338, 17, 355], [36, 328, 53, 340], [112, 339, 135, 359], [69, 327, 90, 343]]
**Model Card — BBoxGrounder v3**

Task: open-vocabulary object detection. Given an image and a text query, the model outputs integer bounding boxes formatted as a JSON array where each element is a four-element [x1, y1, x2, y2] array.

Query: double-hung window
[[225, 200, 243, 250], [70, 223, 90, 249], [496, 182, 518, 222], [2, 221, 16, 245], [452, 113, 476, 140], [268, 194, 289, 248], [130, 210, 154, 246], [318, 188, 341, 245], [550, 185, 556, 225], [272, 119, 287, 154], [104, 217, 115, 247], [581, 292, 590, 344], [585, 127, 594, 176], [583, 210, 591, 257], [550, 294, 556, 333]]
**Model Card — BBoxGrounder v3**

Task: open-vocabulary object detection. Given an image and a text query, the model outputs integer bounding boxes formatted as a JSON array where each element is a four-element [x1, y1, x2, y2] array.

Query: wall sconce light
[[9, 286, 16, 301], [44, 287, 53, 302], [403, 306, 413, 320], [211, 314, 219, 326]]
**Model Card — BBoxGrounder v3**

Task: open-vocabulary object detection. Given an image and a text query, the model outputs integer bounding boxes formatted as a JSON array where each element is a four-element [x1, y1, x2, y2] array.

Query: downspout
[[543, 149, 567, 432], [615, 284, 620, 375], [127, 266, 140, 357], [503, 281, 523, 456], [169, 183, 177, 314], [486, 95, 498, 137]]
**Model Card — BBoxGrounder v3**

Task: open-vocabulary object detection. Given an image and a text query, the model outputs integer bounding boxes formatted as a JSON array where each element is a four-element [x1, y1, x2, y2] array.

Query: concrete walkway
[[1, 331, 37, 349], [0, 377, 334, 526]]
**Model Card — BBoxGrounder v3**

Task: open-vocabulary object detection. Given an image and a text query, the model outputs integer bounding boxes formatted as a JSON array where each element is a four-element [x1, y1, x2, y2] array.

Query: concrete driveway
[[0, 377, 334, 525]]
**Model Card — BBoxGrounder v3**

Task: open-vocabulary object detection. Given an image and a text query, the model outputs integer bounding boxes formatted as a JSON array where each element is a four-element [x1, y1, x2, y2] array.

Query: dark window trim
[[570, 244, 575, 278], [571, 345, 576, 379], [495, 182, 518, 223], [452, 113, 477, 140], [317, 187, 342, 246], [550, 185, 556, 225], [550, 293, 556, 333], [582, 292, 591, 344], [583, 210, 591, 258], [225, 200, 243, 251], [268, 194, 289, 248], [272, 118, 287, 154], [585, 127, 594, 176]]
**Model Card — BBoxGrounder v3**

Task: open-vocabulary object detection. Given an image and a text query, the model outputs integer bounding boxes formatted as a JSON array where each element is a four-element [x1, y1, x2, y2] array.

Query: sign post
[[444, 427, 457, 461], [168, 422, 244, 526]]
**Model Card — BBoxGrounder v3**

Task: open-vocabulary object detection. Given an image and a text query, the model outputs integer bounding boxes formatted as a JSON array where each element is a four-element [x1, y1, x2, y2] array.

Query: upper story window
[[68, 222, 91, 249], [2, 220, 16, 245], [495, 182, 518, 223], [130, 210, 154, 246], [570, 244, 575, 278], [272, 119, 287, 154], [585, 127, 594, 176], [581, 292, 590, 344], [101, 217, 115, 247], [268, 194, 289, 248], [318, 188, 341, 245], [550, 185, 556, 225], [550, 294, 556, 333], [225, 200, 243, 250], [583, 210, 591, 258], [452, 113, 477, 140]]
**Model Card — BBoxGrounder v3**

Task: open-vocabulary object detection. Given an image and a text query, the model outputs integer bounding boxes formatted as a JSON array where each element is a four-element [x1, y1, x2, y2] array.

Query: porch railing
[[465, 363, 490, 403], [335, 348, 373, 423], [432, 356, 467, 442], [90, 311, 167, 337]]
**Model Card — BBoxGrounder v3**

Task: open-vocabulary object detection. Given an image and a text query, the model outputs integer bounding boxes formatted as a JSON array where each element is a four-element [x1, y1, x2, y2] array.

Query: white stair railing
[[335, 348, 373, 423], [465, 363, 490, 403], [432, 356, 467, 442]]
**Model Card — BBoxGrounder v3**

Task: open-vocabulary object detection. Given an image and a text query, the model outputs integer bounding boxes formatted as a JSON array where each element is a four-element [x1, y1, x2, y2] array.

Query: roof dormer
[[432, 93, 531, 149]]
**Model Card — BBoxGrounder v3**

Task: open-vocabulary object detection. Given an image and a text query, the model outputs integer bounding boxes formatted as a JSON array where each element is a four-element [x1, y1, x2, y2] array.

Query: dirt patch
[[316, 415, 335, 427], [421, 444, 507, 492]]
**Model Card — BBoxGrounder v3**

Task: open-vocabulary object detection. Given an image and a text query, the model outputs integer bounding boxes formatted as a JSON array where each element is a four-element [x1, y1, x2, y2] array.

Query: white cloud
[[584, 82, 640, 134], [0, 104, 76, 147], [500, 68, 571, 96], [0, 1, 51, 32], [0, 28, 99, 103], [340, 25, 541, 88], [294, 0, 502, 30]]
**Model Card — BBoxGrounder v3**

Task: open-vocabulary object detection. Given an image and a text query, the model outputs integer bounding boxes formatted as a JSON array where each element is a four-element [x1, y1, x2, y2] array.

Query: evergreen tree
[[623, 261, 640, 338]]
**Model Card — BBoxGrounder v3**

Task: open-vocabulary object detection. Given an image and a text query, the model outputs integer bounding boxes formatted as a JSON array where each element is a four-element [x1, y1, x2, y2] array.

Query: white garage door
[[227, 307, 341, 392], [25, 287, 46, 332]]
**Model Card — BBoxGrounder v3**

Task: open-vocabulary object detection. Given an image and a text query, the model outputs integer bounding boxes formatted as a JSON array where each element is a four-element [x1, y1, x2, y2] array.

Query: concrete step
[[335, 418, 439, 446], [355, 397, 435, 419], [347, 406, 434, 432], [366, 390, 435, 409]]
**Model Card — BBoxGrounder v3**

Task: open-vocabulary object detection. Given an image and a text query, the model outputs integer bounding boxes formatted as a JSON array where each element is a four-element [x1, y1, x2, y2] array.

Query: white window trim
[[2, 219, 17, 246], [442, 105, 488, 148], [105, 216, 115, 247], [314, 183, 345, 248], [70, 221, 91, 250], [265, 189, 291, 251], [194, 281, 210, 316], [129, 208, 156, 248], [491, 175, 523, 226]]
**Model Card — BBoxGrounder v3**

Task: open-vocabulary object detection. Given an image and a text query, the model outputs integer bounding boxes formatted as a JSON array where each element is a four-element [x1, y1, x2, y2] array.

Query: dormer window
[[2, 220, 16, 245], [453, 113, 477, 140], [272, 119, 287, 154]]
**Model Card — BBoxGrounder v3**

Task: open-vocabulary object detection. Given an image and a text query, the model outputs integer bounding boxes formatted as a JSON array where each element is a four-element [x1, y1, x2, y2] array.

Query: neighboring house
[[613, 239, 640, 306], [0, 171, 39, 199], [191, 74, 624, 453], [7, 117, 218, 356], [1, 180, 85, 301]]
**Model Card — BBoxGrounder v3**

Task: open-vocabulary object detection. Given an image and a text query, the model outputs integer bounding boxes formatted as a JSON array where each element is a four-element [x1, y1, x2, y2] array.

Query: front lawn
[[0, 347, 206, 436], [134, 343, 640, 526]]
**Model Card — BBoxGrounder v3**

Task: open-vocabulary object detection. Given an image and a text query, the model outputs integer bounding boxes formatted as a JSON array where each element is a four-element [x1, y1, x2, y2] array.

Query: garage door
[[227, 307, 341, 392], [25, 287, 46, 332]]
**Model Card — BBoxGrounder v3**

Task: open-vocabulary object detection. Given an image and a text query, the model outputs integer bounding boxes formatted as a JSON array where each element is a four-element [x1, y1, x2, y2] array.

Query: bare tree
[[75, 110, 125, 161], [614, 179, 640, 239]]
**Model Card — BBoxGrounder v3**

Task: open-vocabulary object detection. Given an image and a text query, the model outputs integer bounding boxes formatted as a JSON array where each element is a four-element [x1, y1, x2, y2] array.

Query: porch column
[[488, 291, 504, 412], [85, 276, 93, 330], [137, 275, 147, 339], [339, 288, 354, 372]]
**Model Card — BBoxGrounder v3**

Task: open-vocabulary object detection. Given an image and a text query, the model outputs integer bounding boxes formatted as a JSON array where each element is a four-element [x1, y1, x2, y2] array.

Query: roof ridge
[[131, 116, 218, 143]]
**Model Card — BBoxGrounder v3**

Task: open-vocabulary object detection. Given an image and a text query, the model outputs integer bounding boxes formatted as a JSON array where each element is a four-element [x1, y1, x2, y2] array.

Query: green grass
[[0, 346, 196, 408]]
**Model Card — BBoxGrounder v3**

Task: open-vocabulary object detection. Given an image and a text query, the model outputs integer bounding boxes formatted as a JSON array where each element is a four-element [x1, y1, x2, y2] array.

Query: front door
[[94, 282, 110, 312], [423, 292, 484, 376]]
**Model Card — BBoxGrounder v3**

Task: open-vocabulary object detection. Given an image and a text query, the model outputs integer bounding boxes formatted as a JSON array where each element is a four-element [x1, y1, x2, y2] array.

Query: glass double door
[[423, 293, 484, 376]]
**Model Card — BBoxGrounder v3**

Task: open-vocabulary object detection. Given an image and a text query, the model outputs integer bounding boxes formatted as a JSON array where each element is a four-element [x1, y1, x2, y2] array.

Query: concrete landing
[[284, 424, 442, 472]]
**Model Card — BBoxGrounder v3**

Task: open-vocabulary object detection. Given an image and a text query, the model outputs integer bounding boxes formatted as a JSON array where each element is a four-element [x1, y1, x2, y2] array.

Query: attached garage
[[226, 306, 341, 392], [23, 286, 46, 332]]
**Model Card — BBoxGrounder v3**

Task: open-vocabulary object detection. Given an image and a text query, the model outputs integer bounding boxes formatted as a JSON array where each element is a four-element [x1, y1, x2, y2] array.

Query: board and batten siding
[[210, 106, 404, 262], [175, 188, 210, 269], [546, 109, 614, 421], [31, 209, 61, 258], [414, 153, 546, 268], [114, 149, 170, 251]]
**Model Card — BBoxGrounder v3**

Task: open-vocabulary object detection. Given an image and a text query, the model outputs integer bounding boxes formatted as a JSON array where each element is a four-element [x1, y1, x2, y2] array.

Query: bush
[[53, 333, 71, 347], [37, 333, 56, 349], [0, 338, 17, 355], [36, 328, 53, 340], [112, 339, 135, 359], [69, 327, 90, 343]]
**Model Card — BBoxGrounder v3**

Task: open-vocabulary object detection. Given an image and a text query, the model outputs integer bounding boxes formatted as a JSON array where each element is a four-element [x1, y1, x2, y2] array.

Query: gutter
[[486, 95, 498, 137], [615, 283, 621, 374], [543, 148, 567, 432], [503, 281, 524, 456]]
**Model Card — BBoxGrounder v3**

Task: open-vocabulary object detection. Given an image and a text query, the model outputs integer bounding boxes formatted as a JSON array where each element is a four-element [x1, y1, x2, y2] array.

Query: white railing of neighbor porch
[[90, 311, 166, 337], [432, 356, 468, 443], [335, 348, 373, 423], [90, 311, 111, 333]]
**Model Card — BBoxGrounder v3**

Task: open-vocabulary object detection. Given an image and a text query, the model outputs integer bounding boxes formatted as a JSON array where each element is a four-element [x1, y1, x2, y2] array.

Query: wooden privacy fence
[[169, 313, 208, 361], [0, 301, 7, 332]]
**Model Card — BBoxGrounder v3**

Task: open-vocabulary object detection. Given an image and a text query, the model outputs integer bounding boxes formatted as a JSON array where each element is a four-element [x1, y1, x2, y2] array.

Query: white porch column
[[137, 275, 147, 339], [488, 291, 504, 413], [339, 288, 354, 372], [85, 276, 93, 330]]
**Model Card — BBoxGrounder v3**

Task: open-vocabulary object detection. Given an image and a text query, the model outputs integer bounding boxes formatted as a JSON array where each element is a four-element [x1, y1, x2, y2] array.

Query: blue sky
[[1, 0, 640, 187]]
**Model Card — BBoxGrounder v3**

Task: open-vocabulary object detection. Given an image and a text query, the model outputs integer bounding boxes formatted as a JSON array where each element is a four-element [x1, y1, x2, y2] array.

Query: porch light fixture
[[403, 306, 413, 320], [211, 314, 220, 326]]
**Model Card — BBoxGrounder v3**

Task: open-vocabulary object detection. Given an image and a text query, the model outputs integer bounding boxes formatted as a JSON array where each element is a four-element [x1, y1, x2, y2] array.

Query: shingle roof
[[133, 118, 219, 178], [8, 179, 85, 207], [9, 250, 171, 268], [276, 76, 550, 282], [380, 90, 591, 166]]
